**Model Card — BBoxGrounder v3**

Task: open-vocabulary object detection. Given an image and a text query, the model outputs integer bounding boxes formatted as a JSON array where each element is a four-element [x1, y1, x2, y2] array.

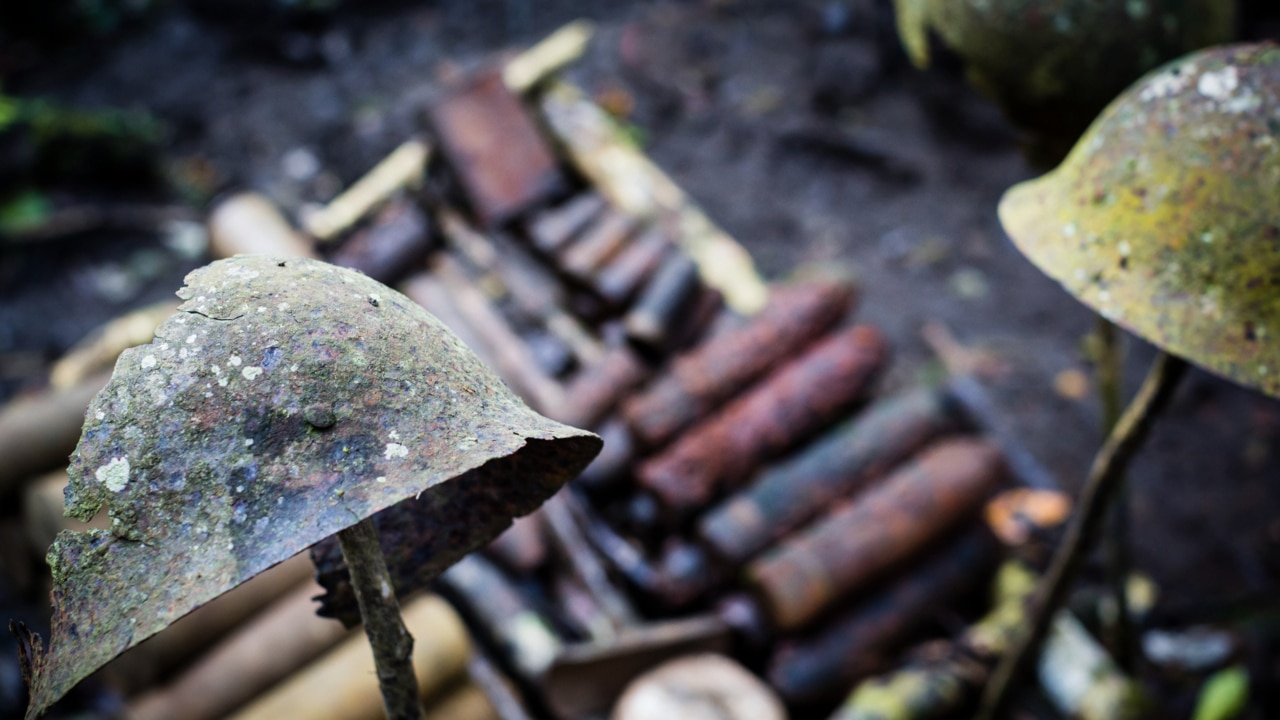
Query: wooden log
[[126, 580, 352, 720], [748, 439, 1005, 632], [636, 324, 887, 514], [698, 387, 963, 567], [422, 682, 500, 720], [226, 594, 472, 720], [428, 70, 564, 227], [49, 300, 178, 390], [623, 280, 855, 448], [208, 192, 316, 259], [104, 553, 313, 694], [0, 371, 109, 500], [538, 81, 768, 314], [503, 20, 595, 94], [302, 139, 430, 243]]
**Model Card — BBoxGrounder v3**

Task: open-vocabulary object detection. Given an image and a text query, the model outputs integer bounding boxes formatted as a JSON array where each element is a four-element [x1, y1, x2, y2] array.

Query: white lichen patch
[[95, 410, 106, 420], [1139, 63, 1195, 102], [241, 366, 264, 381], [186, 334, 198, 344], [229, 355, 242, 367], [375, 476, 387, 483], [95, 456, 131, 492], [140, 355, 157, 369], [1198, 66, 1239, 101], [384, 442, 409, 459]]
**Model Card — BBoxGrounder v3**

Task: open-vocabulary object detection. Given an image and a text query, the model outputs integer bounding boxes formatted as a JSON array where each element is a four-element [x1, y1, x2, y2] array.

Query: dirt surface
[[5, 0, 1280, 716]]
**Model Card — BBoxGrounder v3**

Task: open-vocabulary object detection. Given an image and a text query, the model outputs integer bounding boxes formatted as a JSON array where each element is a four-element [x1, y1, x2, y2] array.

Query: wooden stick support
[[337, 517, 424, 720]]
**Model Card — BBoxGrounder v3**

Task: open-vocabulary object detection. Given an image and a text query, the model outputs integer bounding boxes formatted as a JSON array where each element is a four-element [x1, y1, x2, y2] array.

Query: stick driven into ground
[[977, 351, 1186, 719]]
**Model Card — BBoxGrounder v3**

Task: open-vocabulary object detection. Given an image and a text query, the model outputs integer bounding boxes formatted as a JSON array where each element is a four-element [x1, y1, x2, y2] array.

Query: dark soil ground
[[5, 0, 1280, 717]]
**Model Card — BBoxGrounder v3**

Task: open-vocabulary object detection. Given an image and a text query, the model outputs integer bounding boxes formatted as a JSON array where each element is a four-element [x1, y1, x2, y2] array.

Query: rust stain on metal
[[624, 280, 856, 449], [427, 70, 565, 227], [21, 256, 600, 718], [748, 439, 1005, 632], [636, 323, 888, 514], [698, 387, 963, 566]]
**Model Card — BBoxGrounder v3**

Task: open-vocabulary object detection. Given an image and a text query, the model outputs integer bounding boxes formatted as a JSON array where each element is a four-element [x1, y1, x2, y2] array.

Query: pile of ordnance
[[2, 23, 1140, 720]]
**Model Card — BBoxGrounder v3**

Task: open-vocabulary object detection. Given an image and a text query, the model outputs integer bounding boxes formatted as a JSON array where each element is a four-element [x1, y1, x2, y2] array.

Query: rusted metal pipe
[[624, 280, 856, 449], [636, 323, 888, 515], [748, 439, 1006, 632]]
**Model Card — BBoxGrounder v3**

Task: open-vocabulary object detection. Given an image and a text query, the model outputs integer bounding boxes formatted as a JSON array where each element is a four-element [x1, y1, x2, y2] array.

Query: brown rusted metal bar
[[623, 251, 702, 356], [635, 323, 888, 514], [766, 525, 998, 706], [328, 201, 433, 285], [748, 438, 1006, 632], [624, 280, 856, 449], [552, 345, 651, 429], [558, 210, 638, 281], [427, 70, 565, 227], [698, 386, 964, 567], [525, 193, 606, 255], [592, 225, 670, 308]]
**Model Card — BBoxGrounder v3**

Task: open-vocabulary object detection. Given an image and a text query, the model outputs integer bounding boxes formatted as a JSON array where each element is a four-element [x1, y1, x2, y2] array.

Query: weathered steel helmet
[[24, 255, 600, 717], [1000, 43, 1280, 397]]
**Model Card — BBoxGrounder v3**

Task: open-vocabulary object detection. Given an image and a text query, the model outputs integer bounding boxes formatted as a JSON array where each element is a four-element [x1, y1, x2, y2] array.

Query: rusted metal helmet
[[894, 0, 1234, 158], [1000, 43, 1280, 398], [23, 255, 600, 717]]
